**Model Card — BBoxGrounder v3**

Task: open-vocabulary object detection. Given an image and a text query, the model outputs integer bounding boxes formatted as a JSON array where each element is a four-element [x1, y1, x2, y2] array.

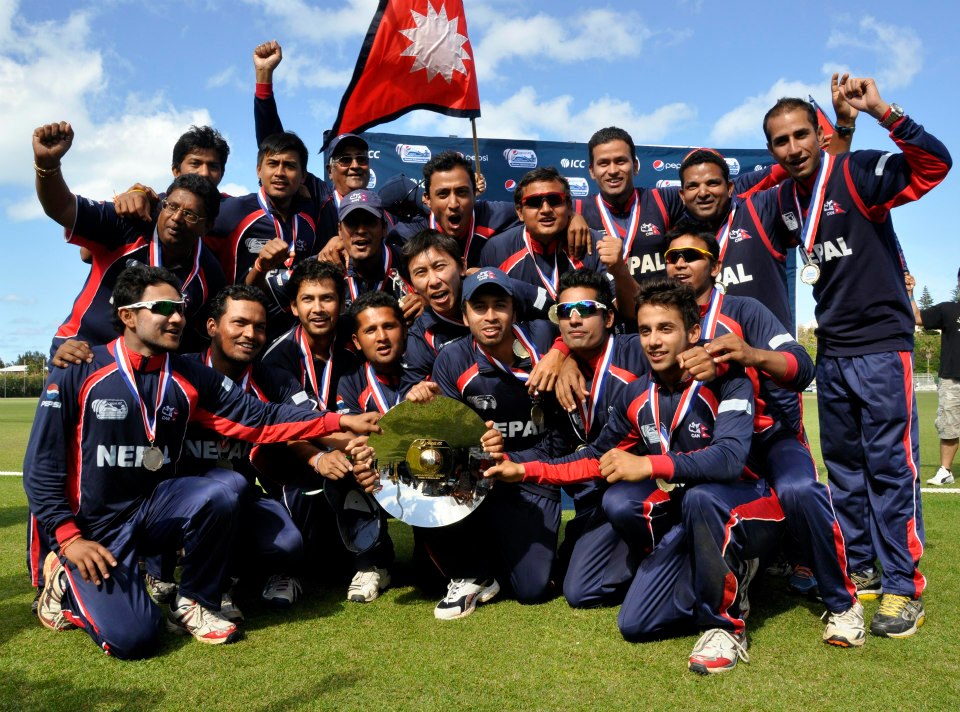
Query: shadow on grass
[[248, 670, 364, 712], [0, 503, 29, 530], [0, 669, 165, 711], [0, 592, 44, 649]]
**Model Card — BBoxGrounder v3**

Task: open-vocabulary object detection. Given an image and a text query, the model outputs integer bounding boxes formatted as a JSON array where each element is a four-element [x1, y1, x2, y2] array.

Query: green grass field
[[1, 394, 958, 711]]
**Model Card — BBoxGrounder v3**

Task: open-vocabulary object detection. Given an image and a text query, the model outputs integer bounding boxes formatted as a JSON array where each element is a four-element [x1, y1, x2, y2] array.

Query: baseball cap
[[461, 268, 515, 304], [378, 173, 427, 219], [327, 133, 368, 157], [338, 190, 384, 221]]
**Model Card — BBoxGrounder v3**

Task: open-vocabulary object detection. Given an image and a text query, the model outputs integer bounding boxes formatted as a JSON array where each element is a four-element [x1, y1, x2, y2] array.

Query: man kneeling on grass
[[23, 264, 379, 659], [486, 278, 784, 674]]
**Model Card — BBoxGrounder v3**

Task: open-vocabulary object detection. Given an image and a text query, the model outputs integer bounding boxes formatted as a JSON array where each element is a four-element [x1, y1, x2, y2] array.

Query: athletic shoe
[[31, 587, 41, 616], [261, 575, 302, 608], [764, 552, 792, 578], [927, 467, 955, 485], [688, 628, 750, 675], [145, 573, 177, 605], [220, 589, 244, 623], [434, 578, 500, 620], [347, 567, 391, 603], [870, 594, 925, 638], [850, 568, 882, 601], [739, 558, 759, 621], [37, 552, 76, 632], [788, 565, 821, 599], [822, 601, 866, 647], [166, 595, 241, 645]]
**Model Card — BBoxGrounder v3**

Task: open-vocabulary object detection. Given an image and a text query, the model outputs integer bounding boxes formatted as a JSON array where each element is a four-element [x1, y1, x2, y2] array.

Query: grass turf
[[0, 393, 958, 710]]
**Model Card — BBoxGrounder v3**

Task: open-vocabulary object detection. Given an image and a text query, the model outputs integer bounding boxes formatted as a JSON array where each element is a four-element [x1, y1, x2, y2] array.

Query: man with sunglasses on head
[[664, 223, 865, 648], [33, 122, 226, 360], [23, 264, 379, 659], [481, 167, 639, 322]]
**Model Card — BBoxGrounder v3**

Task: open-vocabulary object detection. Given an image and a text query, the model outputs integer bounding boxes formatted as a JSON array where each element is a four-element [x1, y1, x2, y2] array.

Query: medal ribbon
[[700, 286, 725, 341], [114, 338, 172, 446], [790, 151, 833, 262], [296, 326, 334, 409], [477, 325, 541, 384], [257, 187, 297, 269], [522, 228, 560, 299], [150, 226, 203, 303], [430, 210, 477, 263], [648, 378, 700, 455], [595, 192, 640, 260], [715, 204, 738, 263], [575, 334, 615, 436], [347, 246, 393, 301], [365, 363, 400, 414]]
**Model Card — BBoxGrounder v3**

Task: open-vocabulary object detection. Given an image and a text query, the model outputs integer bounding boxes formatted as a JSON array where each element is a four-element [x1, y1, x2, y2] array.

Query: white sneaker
[[261, 575, 302, 608], [688, 628, 749, 674], [220, 589, 244, 623], [434, 578, 500, 620], [927, 467, 955, 485], [822, 601, 866, 648], [347, 568, 391, 603], [166, 595, 241, 645], [145, 573, 177, 605]]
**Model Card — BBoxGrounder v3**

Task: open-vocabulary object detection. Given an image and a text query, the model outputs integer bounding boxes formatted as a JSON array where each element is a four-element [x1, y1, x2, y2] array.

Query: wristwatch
[[835, 125, 856, 138], [879, 103, 905, 129]]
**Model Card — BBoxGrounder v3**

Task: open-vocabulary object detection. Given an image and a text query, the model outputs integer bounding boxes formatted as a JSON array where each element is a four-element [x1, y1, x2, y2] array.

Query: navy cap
[[461, 267, 515, 304], [338, 189, 384, 221], [378, 173, 427, 219], [327, 133, 368, 157]]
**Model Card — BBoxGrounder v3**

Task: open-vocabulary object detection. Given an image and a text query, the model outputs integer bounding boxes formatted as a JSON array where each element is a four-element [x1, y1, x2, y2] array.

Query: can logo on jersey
[[823, 199, 845, 216], [725, 158, 741, 176], [730, 228, 752, 243], [396, 144, 432, 164], [688, 421, 709, 439], [504, 149, 537, 169], [566, 176, 590, 197]]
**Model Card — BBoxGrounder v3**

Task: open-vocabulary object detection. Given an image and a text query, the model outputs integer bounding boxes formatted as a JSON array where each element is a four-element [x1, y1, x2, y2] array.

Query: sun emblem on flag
[[399, 2, 472, 83]]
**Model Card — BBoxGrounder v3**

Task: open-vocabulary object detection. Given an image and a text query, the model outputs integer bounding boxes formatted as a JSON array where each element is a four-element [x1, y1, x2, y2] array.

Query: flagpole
[[471, 118, 483, 189]]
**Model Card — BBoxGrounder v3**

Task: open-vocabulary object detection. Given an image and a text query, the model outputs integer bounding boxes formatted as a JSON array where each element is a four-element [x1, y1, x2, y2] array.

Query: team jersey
[[520, 365, 755, 487], [577, 188, 678, 282], [23, 339, 344, 546], [53, 197, 225, 357], [389, 201, 520, 266], [259, 325, 360, 412], [337, 363, 403, 415], [775, 115, 951, 356], [509, 333, 647, 463], [399, 280, 551, 393], [341, 244, 413, 310], [479, 225, 609, 301], [177, 350, 314, 479], [921, 301, 960, 379], [700, 291, 814, 439]]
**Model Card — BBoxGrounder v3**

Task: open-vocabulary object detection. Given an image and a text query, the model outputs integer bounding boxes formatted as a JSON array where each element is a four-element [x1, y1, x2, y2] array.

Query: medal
[[547, 304, 560, 325], [513, 339, 530, 360], [656, 479, 678, 492], [143, 446, 164, 472], [800, 261, 821, 285], [714, 281, 726, 295], [594, 191, 640, 260], [257, 187, 298, 272], [530, 403, 545, 428]]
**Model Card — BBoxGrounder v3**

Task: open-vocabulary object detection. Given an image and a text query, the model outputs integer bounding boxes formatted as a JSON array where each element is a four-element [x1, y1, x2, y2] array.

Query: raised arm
[[33, 121, 77, 228]]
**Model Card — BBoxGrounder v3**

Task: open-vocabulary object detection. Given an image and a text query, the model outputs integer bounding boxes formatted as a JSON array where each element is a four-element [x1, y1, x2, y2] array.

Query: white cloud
[[219, 181, 254, 198], [827, 16, 922, 89], [710, 79, 821, 145], [398, 86, 696, 144], [206, 65, 238, 89], [0, 1, 223, 221], [239, 0, 378, 46], [471, 9, 651, 82], [1, 294, 36, 304]]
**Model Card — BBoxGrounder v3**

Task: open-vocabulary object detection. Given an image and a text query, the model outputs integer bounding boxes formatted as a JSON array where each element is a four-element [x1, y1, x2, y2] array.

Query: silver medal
[[143, 446, 164, 472], [800, 262, 821, 285], [513, 339, 530, 360], [656, 479, 678, 492], [530, 404, 545, 428]]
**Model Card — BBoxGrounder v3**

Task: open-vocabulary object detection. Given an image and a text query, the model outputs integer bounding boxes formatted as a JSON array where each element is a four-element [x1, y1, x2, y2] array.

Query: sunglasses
[[520, 192, 566, 209], [332, 153, 370, 168], [664, 246, 714, 265], [119, 299, 187, 316], [159, 199, 204, 225], [556, 300, 607, 319]]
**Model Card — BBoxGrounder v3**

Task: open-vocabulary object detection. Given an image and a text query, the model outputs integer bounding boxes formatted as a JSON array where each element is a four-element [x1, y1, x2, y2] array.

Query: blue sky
[[1, 0, 957, 363]]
